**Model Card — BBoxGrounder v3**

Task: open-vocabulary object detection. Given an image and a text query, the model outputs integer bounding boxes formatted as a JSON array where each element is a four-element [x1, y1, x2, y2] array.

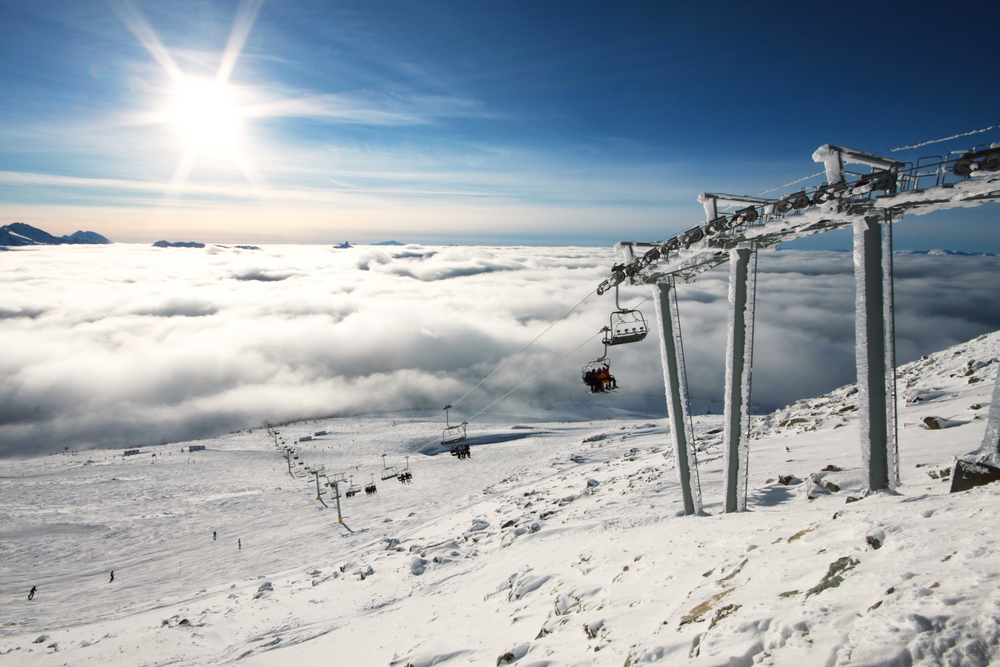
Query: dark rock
[[806, 556, 859, 598], [951, 459, 1000, 493], [866, 536, 882, 550]]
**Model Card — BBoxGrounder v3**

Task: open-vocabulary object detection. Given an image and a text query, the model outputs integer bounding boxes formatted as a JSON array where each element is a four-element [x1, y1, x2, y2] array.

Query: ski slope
[[2, 331, 1000, 666]]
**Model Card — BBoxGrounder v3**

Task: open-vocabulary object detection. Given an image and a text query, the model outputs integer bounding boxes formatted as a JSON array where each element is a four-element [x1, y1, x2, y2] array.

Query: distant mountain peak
[[0, 222, 112, 246], [153, 240, 206, 248], [63, 230, 112, 245]]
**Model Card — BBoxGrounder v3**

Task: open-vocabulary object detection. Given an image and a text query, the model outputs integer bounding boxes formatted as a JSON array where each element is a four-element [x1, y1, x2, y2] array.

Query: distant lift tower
[[604, 139, 1000, 514]]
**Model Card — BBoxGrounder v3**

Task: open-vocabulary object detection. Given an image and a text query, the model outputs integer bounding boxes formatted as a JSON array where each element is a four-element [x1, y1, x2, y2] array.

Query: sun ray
[[111, 0, 273, 204], [107, 0, 185, 84], [216, 0, 266, 85], [169, 143, 201, 191]]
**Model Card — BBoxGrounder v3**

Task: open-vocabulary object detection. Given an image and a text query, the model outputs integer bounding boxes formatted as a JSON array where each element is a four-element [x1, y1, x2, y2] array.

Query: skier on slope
[[109, 570, 114, 583], [28, 586, 36, 600]]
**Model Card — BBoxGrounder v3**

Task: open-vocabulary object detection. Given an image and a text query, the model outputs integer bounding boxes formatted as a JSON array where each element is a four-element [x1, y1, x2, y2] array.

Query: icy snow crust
[[3, 332, 1000, 665]]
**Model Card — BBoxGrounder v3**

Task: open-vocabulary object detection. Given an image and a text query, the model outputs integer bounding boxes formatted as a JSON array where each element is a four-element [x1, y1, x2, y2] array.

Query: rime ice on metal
[[608, 136, 1000, 512]]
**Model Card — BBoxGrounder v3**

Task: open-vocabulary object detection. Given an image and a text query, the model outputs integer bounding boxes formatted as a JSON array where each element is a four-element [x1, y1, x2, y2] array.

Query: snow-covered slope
[[2, 332, 1000, 666]]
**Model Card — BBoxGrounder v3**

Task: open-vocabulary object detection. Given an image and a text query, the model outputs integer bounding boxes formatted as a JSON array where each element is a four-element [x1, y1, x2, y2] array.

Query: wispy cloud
[[242, 91, 492, 126]]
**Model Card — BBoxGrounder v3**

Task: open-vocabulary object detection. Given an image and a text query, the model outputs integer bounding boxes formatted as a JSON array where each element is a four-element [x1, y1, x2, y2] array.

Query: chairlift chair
[[603, 282, 649, 346], [380, 454, 400, 481], [441, 404, 468, 446], [582, 338, 617, 394], [345, 475, 361, 498]]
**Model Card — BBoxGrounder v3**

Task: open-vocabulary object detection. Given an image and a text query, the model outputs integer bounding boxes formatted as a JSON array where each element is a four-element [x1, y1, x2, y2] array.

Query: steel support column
[[652, 281, 699, 515], [854, 215, 890, 491], [973, 367, 1000, 465], [723, 247, 754, 512]]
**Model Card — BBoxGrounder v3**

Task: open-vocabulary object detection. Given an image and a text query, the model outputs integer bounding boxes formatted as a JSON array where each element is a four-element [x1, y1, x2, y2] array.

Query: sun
[[169, 77, 242, 148]]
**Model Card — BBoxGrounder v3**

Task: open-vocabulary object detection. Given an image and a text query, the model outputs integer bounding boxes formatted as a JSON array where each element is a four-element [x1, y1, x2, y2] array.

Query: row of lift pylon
[[275, 428, 412, 507], [440, 280, 651, 451]]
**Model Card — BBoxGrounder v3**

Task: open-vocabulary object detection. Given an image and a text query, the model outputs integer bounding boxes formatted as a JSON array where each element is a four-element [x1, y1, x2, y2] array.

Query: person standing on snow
[[28, 586, 36, 600], [109, 571, 115, 583], [213, 531, 217, 540], [238, 539, 241, 550]]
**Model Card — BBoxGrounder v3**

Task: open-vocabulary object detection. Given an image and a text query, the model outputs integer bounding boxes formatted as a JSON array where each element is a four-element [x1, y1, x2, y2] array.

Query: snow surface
[[3, 331, 1000, 665]]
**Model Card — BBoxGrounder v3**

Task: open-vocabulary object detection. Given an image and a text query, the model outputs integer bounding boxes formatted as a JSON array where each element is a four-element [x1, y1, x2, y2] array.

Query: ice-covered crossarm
[[812, 144, 905, 185]]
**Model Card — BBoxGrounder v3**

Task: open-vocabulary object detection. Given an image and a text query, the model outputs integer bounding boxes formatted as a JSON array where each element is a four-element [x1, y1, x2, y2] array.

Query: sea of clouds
[[1, 243, 998, 456]]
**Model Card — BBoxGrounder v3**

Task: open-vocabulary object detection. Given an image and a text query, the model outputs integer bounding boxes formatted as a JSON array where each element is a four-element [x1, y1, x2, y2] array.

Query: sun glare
[[170, 77, 242, 147]]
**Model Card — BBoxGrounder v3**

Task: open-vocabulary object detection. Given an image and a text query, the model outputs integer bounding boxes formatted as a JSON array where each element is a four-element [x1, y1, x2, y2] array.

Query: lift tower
[[601, 140, 1000, 513]]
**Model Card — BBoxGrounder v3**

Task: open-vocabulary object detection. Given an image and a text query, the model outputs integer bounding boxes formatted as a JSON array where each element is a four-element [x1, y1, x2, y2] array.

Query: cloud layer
[[2, 244, 998, 456]]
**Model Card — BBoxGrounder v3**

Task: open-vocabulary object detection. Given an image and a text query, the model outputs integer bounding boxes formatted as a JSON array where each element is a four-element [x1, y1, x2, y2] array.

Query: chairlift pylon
[[603, 281, 649, 346], [441, 404, 468, 446]]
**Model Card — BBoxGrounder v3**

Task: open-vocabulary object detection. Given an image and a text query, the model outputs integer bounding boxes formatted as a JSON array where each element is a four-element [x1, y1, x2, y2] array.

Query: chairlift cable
[[712, 172, 825, 214], [750, 172, 826, 197], [464, 328, 606, 424], [421, 290, 652, 449], [448, 287, 600, 411], [413, 326, 610, 451], [716, 125, 999, 213], [878, 123, 1000, 154]]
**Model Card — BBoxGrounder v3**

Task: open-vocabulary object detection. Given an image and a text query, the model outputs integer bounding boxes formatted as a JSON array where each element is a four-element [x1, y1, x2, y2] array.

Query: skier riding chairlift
[[583, 335, 617, 394]]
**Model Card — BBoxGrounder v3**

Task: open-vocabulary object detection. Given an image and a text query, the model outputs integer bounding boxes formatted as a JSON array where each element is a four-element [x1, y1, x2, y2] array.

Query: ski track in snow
[[2, 332, 1000, 666]]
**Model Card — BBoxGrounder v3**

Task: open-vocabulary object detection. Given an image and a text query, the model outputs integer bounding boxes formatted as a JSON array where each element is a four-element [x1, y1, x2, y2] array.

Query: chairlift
[[441, 404, 468, 446], [380, 454, 400, 481], [603, 281, 648, 346], [399, 456, 413, 483], [364, 474, 378, 496], [582, 336, 617, 394], [345, 475, 361, 498]]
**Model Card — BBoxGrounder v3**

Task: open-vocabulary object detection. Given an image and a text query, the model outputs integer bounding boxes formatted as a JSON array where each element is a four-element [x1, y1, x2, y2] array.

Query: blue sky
[[1, 0, 998, 247]]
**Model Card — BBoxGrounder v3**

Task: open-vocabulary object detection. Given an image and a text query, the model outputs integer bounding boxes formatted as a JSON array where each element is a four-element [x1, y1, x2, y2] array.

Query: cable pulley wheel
[[790, 194, 811, 210], [953, 158, 975, 177], [872, 173, 896, 191]]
